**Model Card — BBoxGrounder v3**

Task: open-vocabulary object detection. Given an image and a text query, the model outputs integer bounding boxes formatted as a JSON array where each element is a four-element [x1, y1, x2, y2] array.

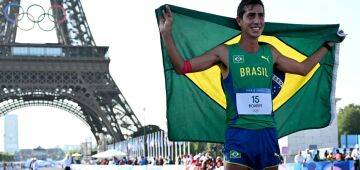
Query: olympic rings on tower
[[2, 3, 67, 31]]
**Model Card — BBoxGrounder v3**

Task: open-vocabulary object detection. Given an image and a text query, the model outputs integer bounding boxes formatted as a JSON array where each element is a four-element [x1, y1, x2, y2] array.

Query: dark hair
[[237, 0, 264, 18]]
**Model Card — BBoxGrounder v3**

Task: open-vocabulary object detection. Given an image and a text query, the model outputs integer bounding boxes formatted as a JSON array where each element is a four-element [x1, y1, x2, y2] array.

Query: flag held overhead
[[156, 4, 343, 143]]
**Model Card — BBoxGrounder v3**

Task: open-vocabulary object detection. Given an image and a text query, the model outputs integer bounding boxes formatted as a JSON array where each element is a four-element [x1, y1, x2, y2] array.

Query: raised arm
[[159, 5, 227, 74], [272, 42, 335, 76]]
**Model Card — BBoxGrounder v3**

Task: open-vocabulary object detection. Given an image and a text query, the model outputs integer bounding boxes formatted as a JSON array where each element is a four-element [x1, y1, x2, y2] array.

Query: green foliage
[[64, 149, 82, 158], [0, 152, 14, 161], [190, 142, 223, 157], [91, 150, 97, 156], [191, 142, 211, 154], [338, 104, 360, 135]]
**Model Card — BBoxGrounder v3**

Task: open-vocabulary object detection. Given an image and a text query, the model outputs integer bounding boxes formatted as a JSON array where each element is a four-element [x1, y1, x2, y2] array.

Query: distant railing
[[0, 44, 109, 59], [71, 164, 224, 170], [106, 131, 191, 164], [71, 161, 356, 170]]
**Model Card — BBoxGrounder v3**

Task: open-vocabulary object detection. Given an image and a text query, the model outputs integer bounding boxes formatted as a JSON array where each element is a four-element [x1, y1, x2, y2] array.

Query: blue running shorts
[[224, 127, 281, 170]]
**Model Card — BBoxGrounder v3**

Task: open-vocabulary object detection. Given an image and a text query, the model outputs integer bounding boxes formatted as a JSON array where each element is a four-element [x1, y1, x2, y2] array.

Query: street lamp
[[335, 98, 341, 103], [143, 107, 148, 157]]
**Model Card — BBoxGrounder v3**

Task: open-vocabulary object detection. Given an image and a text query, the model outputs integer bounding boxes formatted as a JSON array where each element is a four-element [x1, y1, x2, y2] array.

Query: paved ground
[[20, 168, 62, 170]]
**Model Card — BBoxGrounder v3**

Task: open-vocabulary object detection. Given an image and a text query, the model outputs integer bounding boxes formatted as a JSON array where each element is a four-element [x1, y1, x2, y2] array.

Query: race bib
[[236, 88, 272, 115]]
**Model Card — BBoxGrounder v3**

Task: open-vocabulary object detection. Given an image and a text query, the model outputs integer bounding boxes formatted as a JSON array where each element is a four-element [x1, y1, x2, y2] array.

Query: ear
[[236, 17, 242, 27]]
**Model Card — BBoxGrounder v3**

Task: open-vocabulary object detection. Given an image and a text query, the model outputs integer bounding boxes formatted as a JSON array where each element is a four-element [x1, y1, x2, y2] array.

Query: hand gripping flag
[[156, 4, 344, 143]]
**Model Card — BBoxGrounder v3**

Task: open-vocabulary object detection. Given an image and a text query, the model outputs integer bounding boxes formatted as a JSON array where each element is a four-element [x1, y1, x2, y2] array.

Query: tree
[[0, 152, 14, 161], [338, 104, 360, 135], [190, 142, 223, 157]]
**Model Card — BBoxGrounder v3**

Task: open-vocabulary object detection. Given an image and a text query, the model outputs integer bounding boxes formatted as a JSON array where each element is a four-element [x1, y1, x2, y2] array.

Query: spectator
[[352, 145, 360, 170], [294, 151, 305, 164], [31, 158, 39, 170], [184, 154, 192, 165], [327, 152, 334, 161], [120, 157, 127, 165], [346, 148, 354, 160], [313, 150, 321, 162], [176, 155, 182, 165], [341, 148, 347, 161], [132, 157, 139, 165], [216, 156, 224, 168], [108, 158, 114, 165], [113, 156, 119, 165], [335, 149, 342, 161], [304, 149, 314, 163], [127, 159, 133, 165], [165, 156, 173, 164], [158, 156, 164, 165], [151, 157, 157, 165], [63, 155, 72, 170], [324, 150, 329, 160], [139, 156, 148, 165], [28, 160, 33, 170], [101, 158, 108, 165]]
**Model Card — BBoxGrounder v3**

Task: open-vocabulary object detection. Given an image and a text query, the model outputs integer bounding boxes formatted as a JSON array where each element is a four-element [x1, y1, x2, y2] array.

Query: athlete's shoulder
[[261, 43, 280, 64], [209, 44, 229, 57]]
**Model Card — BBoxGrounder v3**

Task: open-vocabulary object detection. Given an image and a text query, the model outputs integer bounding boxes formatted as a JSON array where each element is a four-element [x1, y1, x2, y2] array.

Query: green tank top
[[222, 43, 276, 129]]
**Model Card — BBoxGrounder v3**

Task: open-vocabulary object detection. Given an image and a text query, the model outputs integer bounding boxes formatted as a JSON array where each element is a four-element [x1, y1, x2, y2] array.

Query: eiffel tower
[[0, 0, 155, 144]]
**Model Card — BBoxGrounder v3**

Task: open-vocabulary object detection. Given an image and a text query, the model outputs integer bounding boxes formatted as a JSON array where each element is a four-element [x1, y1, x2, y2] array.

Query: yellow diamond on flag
[[185, 35, 319, 111]]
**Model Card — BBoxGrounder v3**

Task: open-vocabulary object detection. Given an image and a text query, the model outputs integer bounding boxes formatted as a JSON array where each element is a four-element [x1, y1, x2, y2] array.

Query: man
[[159, 0, 338, 169], [313, 150, 321, 162], [294, 151, 305, 164], [352, 145, 360, 170], [304, 149, 314, 163], [31, 158, 39, 170], [139, 156, 148, 165], [64, 155, 72, 170]]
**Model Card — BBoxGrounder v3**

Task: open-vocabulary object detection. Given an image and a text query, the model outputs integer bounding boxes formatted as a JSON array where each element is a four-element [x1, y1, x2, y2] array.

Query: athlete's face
[[237, 4, 265, 38]]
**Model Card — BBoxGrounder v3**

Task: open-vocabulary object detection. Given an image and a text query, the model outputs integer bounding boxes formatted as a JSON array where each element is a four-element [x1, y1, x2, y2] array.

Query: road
[[19, 168, 62, 170]]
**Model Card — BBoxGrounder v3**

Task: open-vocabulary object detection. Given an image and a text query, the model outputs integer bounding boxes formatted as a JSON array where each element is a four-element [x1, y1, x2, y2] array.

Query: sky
[[0, 0, 359, 151]]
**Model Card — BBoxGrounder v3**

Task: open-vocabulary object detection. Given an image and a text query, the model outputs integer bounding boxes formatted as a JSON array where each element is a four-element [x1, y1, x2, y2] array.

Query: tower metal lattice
[[0, 0, 145, 143]]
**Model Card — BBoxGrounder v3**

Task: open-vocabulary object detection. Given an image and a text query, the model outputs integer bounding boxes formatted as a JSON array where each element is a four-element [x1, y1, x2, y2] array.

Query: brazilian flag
[[155, 4, 343, 143]]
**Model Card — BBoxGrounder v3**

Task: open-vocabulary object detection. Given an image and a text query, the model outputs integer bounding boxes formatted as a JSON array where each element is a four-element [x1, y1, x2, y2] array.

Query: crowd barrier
[[71, 160, 355, 170], [71, 164, 221, 170], [281, 160, 354, 170]]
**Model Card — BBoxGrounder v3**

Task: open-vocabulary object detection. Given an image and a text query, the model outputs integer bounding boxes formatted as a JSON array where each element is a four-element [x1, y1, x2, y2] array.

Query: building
[[63, 144, 81, 152], [4, 114, 19, 154], [279, 114, 338, 162], [14, 146, 65, 161]]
